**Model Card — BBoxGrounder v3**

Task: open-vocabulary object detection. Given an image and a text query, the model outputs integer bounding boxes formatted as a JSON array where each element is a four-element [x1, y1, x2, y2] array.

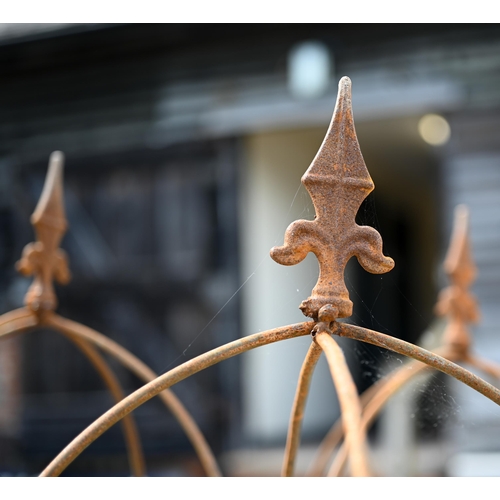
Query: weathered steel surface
[[271, 77, 394, 322], [435, 205, 480, 357], [16, 152, 71, 313]]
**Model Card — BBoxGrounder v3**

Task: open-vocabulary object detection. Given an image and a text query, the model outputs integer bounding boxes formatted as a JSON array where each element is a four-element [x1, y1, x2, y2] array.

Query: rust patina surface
[[270, 77, 394, 323]]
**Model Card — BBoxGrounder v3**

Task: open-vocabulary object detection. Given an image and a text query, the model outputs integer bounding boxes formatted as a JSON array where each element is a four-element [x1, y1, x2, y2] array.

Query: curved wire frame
[[39, 322, 315, 476], [306, 349, 450, 477], [37, 77, 500, 478], [0, 307, 146, 477], [38, 320, 500, 477], [325, 345, 500, 478], [0, 152, 220, 477]]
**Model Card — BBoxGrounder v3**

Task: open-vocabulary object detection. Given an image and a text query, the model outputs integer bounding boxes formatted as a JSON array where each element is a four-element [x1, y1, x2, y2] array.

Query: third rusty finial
[[435, 205, 479, 356]]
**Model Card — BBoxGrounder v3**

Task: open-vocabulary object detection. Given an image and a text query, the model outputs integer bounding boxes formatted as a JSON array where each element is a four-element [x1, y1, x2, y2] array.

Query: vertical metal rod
[[308, 345, 452, 476], [314, 331, 371, 477], [307, 368, 391, 476], [327, 362, 432, 476], [327, 350, 455, 477], [282, 341, 322, 476], [38, 321, 313, 477]]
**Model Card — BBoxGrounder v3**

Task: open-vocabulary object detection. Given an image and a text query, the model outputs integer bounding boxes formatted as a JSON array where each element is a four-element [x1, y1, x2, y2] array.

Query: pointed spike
[[31, 151, 67, 233], [303, 76, 373, 190], [443, 204, 476, 286]]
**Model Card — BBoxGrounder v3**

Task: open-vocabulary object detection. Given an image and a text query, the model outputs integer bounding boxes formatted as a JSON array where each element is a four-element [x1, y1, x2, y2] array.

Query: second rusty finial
[[270, 77, 394, 323], [16, 151, 71, 313], [435, 205, 479, 357]]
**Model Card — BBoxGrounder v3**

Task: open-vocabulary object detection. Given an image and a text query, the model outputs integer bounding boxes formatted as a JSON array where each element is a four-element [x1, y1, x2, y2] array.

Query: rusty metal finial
[[435, 205, 479, 357], [16, 151, 71, 313], [270, 77, 394, 322]]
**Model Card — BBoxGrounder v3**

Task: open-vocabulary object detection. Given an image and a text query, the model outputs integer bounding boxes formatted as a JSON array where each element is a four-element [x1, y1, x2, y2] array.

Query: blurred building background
[[0, 23, 500, 476]]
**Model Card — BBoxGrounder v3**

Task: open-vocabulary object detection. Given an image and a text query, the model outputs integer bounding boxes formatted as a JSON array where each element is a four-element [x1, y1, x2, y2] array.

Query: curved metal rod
[[43, 312, 223, 477], [307, 372, 384, 477], [0, 308, 38, 338], [328, 361, 436, 477], [334, 322, 500, 405], [315, 331, 371, 477], [307, 345, 452, 477], [0, 309, 222, 476], [59, 332, 146, 476], [39, 321, 314, 477], [0, 311, 147, 477], [327, 347, 458, 477], [313, 345, 500, 477], [282, 341, 322, 477]]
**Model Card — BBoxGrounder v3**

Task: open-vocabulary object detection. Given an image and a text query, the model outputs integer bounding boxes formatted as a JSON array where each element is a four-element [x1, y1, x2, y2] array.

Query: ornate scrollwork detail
[[271, 77, 394, 322], [16, 151, 71, 313]]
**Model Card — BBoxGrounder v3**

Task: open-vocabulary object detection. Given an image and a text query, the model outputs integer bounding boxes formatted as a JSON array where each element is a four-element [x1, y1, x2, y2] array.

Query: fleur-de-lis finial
[[435, 205, 479, 356], [16, 151, 71, 313], [270, 77, 394, 323]]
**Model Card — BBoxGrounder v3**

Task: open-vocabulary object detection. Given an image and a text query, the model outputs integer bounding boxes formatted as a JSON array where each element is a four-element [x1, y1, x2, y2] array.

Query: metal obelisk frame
[[2, 76, 500, 477], [37, 77, 500, 478]]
